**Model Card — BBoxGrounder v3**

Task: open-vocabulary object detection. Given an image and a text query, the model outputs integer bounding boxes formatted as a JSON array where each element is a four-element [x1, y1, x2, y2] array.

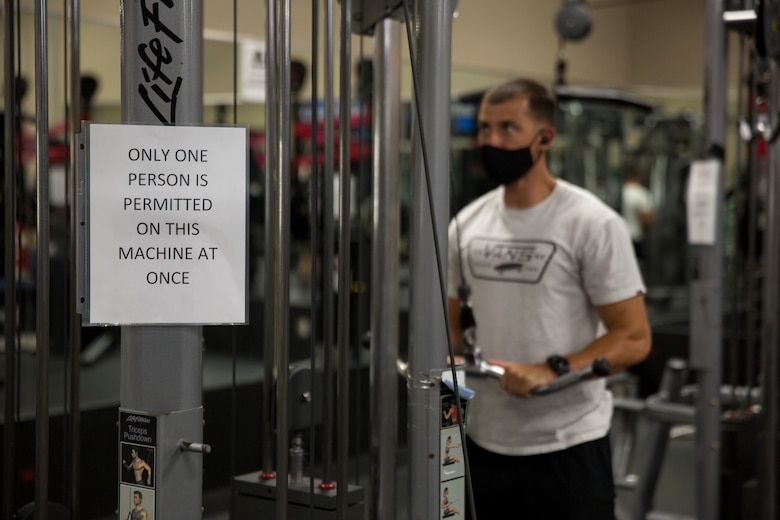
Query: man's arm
[[447, 297, 464, 356], [143, 461, 152, 484], [493, 294, 651, 397], [568, 293, 652, 373]]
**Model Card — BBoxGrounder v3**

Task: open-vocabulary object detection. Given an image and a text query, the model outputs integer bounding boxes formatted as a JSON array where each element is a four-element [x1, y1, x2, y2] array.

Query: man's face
[[477, 96, 543, 151], [131, 449, 138, 460], [134, 494, 141, 506]]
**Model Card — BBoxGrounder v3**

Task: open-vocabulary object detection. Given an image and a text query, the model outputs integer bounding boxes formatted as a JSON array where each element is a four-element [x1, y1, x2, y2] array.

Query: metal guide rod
[[34, 0, 52, 517], [120, 1, 204, 517], [67, 0, 82, 516], [698, 1, 726, 519], [262, 0, 278, 477], [308, 0, 319, 502], [3, 0, 17, 517], [336, 0, 352, 515], [408, 1, 454, 518], [273, 0, 293, 517], [369, 17, 402, 519], [763, 61, 780, 520], [321, 0, 336, 487]]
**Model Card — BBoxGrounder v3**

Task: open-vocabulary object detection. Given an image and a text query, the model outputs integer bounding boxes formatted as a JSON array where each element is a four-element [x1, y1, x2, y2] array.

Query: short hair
[[482, 78, 556, 126], [134, 490, 143, 499]]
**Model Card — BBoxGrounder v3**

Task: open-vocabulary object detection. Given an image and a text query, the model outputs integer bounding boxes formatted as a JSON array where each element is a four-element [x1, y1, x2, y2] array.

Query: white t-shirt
[[621, 182, 653, 242], [448, 179, 645, 455]]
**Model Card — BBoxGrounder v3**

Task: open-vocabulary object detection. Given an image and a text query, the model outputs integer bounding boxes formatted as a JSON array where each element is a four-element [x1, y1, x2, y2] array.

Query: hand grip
[[532, 357, 611, 396]]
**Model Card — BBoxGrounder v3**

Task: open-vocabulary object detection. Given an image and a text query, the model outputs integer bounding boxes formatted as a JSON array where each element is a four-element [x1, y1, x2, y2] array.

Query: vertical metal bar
[[308, 0, 320, 503], [762, 61, 780, 520], [262, 0, 278, 477], [34, 0, 52, 517], [336, 0, 352, 515], [369, 17, 401, 520], [3, 0, 18, 517], [274, 0, 292, 517], [408, 1, 453, 518], [120, 1, 203, 517], [321, 0, 336, 487], [697, 1, 725, 519], [67, 0, 82, 517]]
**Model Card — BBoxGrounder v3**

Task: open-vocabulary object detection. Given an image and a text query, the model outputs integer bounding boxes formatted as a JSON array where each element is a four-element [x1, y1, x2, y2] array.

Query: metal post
[[370, 17, 402, 519], [120, 2, 204, 518], [696, 1, 726, 519], [262, 0, 278, 479], [3, 0, 17, 517], [273, 0, 292, 517], [34, 0, 52, 517], [67, 0, 82, 517], [336, 0, 352, 515], [321, 0, 337, 487], [407, 1, 454, 518], [762, 60, 780, 520]]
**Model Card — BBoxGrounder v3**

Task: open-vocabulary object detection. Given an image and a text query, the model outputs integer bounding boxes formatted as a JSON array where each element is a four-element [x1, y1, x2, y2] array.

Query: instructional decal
[[119, 411, 157, 520]]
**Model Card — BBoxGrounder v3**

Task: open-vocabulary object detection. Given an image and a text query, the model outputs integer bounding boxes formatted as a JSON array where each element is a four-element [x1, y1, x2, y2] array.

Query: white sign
[[87, 123, 247, 325], [685, 159, 720, 246], [240, 39, 266, 103]]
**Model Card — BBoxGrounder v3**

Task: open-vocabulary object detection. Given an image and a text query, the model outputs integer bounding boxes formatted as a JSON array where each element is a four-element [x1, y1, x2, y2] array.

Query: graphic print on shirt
[[467, 238, 556, 283]]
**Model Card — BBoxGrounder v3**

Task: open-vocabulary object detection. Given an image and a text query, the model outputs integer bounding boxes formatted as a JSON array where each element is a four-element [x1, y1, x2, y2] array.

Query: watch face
[[548, 356, 569, 375]]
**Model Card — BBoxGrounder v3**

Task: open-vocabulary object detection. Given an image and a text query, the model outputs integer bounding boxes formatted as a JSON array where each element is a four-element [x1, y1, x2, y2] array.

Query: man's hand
[[490, 361, 556, 398]]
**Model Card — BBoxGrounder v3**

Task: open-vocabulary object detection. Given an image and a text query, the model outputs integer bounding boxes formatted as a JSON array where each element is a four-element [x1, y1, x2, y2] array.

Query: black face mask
[[480, 144, 535, 185]]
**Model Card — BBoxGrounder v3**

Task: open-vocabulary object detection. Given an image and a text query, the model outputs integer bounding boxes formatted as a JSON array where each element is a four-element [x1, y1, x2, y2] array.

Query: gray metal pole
[[321, 0, 337, 487], [695, 1, 725, 519], [407, 1, 454, 519], [273, 0, 292, 517], [762, 61, 780, 520], [120, 1, 204, 518], [34, 0, 52, 517], [336, 0, 352, 515], [67, 1, 82, 517], [262, 0, 278, 478], [369, 17, 401, 520], [3, 0, 17, 517]]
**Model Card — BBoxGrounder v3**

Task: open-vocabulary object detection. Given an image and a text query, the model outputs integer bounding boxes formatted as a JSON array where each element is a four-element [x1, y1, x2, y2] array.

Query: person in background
[[621, 165, 656, 266], [448, 77, 651, 519]]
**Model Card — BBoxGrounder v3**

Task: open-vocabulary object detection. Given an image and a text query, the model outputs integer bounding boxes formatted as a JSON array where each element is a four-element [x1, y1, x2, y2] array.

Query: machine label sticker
[[467, 238, 556, 283], [87, 123, 248, 325], [441, 479, 465, 518], [440, 427, 465, 481], [119, 411, 157, 520]]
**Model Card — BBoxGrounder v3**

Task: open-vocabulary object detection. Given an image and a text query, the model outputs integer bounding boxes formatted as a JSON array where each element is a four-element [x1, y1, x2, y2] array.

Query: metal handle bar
[[532, 357, 612, 395]]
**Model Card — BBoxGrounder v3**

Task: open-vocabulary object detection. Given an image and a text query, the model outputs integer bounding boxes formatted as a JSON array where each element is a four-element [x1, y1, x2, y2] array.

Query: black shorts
[[465, 435, 615, 520]]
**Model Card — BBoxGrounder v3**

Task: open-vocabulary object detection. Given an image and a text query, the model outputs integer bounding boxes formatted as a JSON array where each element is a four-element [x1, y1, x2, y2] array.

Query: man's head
[[131, 448, 138, 459], [134, 490, 143, 504], [483, 78, 555, 124], [477, 78, 557, 185]]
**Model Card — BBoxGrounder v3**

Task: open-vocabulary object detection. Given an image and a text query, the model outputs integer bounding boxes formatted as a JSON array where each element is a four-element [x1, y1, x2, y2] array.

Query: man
[[447, 78, 651, 519], [130, 490, 148, 520], [123, 448, 152, 486]]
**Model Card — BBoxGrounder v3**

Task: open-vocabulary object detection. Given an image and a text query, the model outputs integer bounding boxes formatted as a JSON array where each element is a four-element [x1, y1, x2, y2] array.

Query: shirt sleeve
[[447, 217, 463, 300], [580, 215, 646, 306]]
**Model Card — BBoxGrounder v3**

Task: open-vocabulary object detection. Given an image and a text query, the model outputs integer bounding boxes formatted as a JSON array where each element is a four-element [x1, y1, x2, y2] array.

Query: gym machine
[[608, 2, 780, 519]]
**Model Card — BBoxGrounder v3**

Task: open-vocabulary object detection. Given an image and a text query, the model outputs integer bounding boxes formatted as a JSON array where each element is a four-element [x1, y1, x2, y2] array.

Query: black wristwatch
[[546, 355, 570, 376]]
